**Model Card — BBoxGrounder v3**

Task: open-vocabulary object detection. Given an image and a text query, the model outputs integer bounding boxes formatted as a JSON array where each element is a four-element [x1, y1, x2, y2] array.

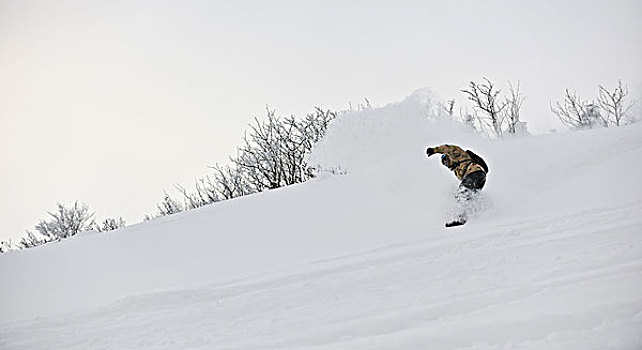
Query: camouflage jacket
[[433, 144, 486, 181]]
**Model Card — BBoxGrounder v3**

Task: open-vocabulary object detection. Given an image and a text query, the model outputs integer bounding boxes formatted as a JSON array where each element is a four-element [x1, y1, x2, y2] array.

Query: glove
[[426, 147, 435, 157]]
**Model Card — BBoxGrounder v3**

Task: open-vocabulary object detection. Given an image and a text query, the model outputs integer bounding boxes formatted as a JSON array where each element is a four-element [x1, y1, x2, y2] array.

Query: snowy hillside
[[1, 89, 641, 349]]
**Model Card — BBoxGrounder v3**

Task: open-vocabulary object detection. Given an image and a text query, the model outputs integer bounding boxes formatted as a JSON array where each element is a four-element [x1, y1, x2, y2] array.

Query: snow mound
[[309, 88, 483, 176]]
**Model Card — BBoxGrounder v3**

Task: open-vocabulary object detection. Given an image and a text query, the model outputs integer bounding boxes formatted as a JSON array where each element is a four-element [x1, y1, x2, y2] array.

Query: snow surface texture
[[2, 89, 642, 349]]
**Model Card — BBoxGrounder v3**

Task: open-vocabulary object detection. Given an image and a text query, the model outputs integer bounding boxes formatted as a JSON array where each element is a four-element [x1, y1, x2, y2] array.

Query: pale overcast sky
[[1, 0, 641, 242]]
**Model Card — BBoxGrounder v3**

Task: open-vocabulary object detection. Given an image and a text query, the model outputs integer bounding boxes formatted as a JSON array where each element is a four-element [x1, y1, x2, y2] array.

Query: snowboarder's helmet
[[441, 154, 451, 167]]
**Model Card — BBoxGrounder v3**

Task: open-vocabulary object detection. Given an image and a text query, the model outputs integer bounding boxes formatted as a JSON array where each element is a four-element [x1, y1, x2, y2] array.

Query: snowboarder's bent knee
[[460, 170, 486, 191]]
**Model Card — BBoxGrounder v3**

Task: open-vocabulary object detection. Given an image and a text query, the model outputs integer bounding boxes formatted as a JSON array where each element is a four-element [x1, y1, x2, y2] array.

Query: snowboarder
[[426, 144, 488, 227]]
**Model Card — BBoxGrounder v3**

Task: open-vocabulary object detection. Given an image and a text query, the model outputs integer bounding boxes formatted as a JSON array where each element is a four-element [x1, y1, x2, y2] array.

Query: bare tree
[[503, 81, 526, 134], [296, 108, 336, 153], [210, 164, 255, 200], [462, 78, 507, 137], [551, 89, 603, 129], [598, 80, 634, 126], [175, 183, 208, 210], [176, 163, 254, 209], [148, 192, 184, 219], [233, 110, 289, 191]]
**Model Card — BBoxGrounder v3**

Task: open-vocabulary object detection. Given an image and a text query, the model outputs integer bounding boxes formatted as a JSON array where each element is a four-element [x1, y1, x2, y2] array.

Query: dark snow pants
[[460, 170, 486, 193]]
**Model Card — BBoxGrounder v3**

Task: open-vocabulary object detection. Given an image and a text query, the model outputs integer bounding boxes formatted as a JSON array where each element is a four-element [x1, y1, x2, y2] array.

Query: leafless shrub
[[32, 202, 96, 241], [153, 107, 337, 218], [551, 90, 604, 129], [462, 78, 508, 137], [504, 81, 527, 135], [4, 202, 131, 252], [233, 107, 337, 191], [0, 239, 16, 253], [146, 192, 185, 220], [97, 217, 126, 232], [552, 81, 636, 130], [598, 80, 634, 126]]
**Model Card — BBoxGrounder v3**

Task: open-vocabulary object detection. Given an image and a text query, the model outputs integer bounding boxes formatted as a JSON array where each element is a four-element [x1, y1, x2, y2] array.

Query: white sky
[[1, 0, 641, 242]]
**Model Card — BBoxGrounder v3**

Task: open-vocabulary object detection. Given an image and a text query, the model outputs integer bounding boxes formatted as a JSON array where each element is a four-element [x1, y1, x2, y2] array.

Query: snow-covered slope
[[1, 90, 641, 349]]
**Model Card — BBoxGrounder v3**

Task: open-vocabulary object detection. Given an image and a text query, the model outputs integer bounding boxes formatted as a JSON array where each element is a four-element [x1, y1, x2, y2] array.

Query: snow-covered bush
[[2, 202, 98, 252], [2, 203, 129, 253], [97, 217, 126, 232], [146, 192, 185, 219], [17, 231, 44, 249], [233, 107, 336, 191], [0, 239, 16, 253], [153, 107, 337, 216], [31, 202, 96, 241]]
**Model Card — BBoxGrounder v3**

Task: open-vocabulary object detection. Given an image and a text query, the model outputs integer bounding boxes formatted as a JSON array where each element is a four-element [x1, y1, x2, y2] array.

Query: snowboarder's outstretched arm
[[426, 144, 467, 160], [426, 144, 486, 181]]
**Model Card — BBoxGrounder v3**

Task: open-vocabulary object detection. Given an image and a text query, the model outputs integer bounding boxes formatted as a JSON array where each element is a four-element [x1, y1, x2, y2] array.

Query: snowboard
[[445, 189, 492, 228], [445, 220, 466, 228]]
